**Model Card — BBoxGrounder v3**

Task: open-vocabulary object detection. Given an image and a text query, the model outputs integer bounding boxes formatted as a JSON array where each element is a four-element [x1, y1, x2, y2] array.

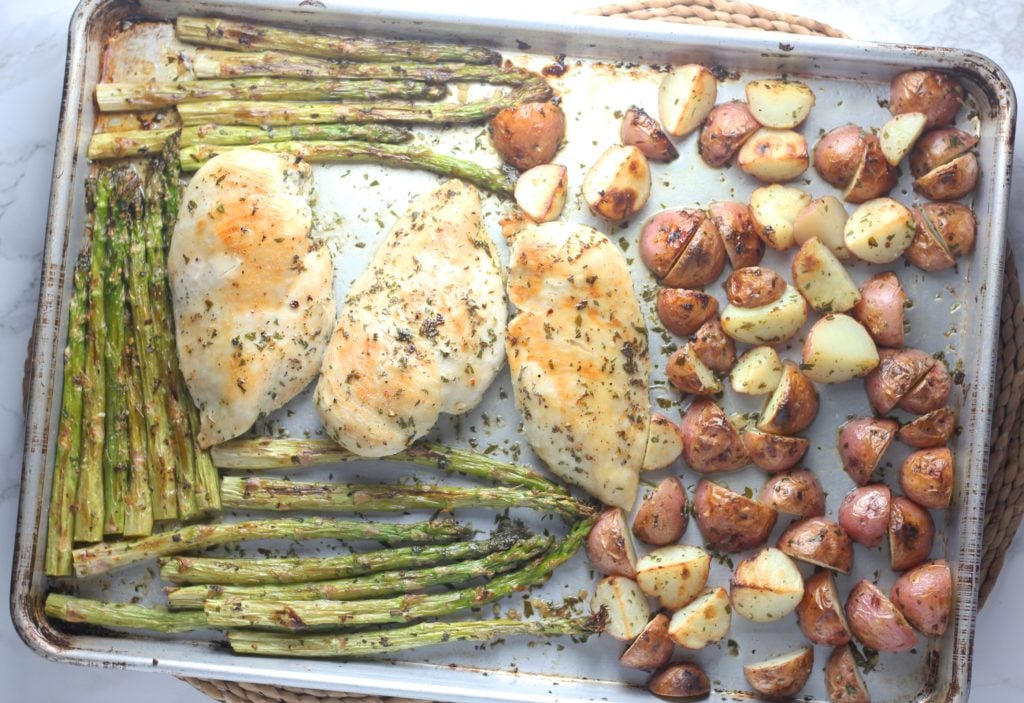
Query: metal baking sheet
[[12, 1, 1016, 701]]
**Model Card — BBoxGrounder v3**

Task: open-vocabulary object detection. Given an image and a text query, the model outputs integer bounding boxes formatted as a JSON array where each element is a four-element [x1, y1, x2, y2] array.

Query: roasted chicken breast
[[315, 180, 507, 456], [169, 149, 335, 448], [506, 221, 651, 509]]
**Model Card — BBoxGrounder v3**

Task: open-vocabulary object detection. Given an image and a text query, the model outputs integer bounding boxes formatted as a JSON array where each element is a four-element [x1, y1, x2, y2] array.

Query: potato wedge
[[667, 587, 732, 649], [636, 544, 711, 609], [838, 417, 898, 485], [620, 106, 678, 163], [910, 128, 977, 177], [845, 579, 918, 652], [742, 430, 808, 473], [619, 613, 674, 670], [899, 359, 951, 415], [792, 195, 851, 260], [852, 271, 906, 347], [699, 101, 760, 167], [880, 112, 928, 166], [778, 517, 854, 573], [730, 547, 804, 623], [679, 398, 749, 473], [802, 314, 880, 384], [721, 285, 808, 346], [914, 152, 979, 201], [890, 560, 953, 637], [591, 575, 651, 641], [656, 288, 718, 337], [725, 266, 785, 308], [814, 124, 869, 188], [587, 507, 638, 578], [746, 79, 815, 129], [908, 202, 977, 271], [708, 200, 764, 268], [648, 662, 711, 698], [825, 645, 871, 703], [890, 70, 963, 128], [744, 647, 813, 699], [757, 361, 819, 436], [659, 64, 717, 137], [691, 317, 736, 374], [843, 134, 899, 203], [899, 447, 954, 509], [661, 216, 727, 289], [514, 163, 567, 223], [748, 184, 811, 251], [838, 484, 892, 548], [693, 480, 777, 553], [792, 238, 861, 314], [759, 468, 825, 517], [796, 571, 852, 646], [640, 209, 702, 279], [666, 343, 722, 396], [889, 496, 936, 571], [738, 128, 809, 183], [730, 346, 783, 396], [899, 407, 956, 449], [642, 415, 684, 472], [582, 145, 651, 221], [633, 476, 688, 545], [490, 101, 565, 171], [864, 348, 936, 415], [844, 197, 915, 263]]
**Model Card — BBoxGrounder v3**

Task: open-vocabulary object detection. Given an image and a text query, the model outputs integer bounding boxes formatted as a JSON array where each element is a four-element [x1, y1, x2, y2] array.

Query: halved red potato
[[619, 613, 674, 670], [899, 359, 952, 414], [721, 285, 808, 346], [889, 496, 936, 571], [490, 101, 565, 170], [656, 288, 718, 337], [699, 101, 760, 168], [792, 195, 851, 260], [852, 271, 906, 347], [742, 429, 808, 473], [707, 200, 764, 268], [843, 134, 898, 203], [825, 645, 871, 703], [691, 317, 736, 374], [743, 647, 813, 699], [587, 507, 638, 578], [915, 152, 979, 201], [907, 202, 977, 272], [890, 70, 964, 128], [661, 216, 727, 289], [900, 447, 954, 509], [910, 128, 977, 177], [648, 662, 711, 698], [778, 517, 854, 573], [845, 579, 918, 652], [591, 575, 651, 641], [633, 476, 688, 545], [636, 544, 711, 609], [730, 547, 804, 622], [880, 112, 928, 166], [693, 479, 777, 553], [640, 208, 703, 279], [844, 197, 915, 263], [748, 184, 812, 250], [838, 484, 892, 548], [757, 361, 819, 436], [802, 314, 880, 384], [759, 468, 825, 517], [659, 64, 717, 137], [730, 347, 784, 396], [814, 124, 869, 188], [642, 415, 684, 472], [899, 407, 956, 449], [725, 266, 786, 308], [582, 145, 651, 221], [890, 560, 953, 637], [838, 417, 898, 485], [791, 238, 861, 314], [679, 398, 749, 473], [864, 348, 936, 415], [667, 586, 732, 649], [746, 79, 815, 129], [620, 106, 679, 163], [667, 343, 722, 396], [796, 570, 852, 646], [738, 128, 809, 183], [514, 163, 567, 223]]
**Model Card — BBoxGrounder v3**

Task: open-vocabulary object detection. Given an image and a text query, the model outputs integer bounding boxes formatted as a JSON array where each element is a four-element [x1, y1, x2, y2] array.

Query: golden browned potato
[[693, 479, 777, 553], [825, 645, 871, 703], [851, 271, 906, 347], [514, 164, 567, 223], [656, 288, 719, 337], [659, 64, 718, 137], [582, 145, 651, 221], [907, 202, 977, 272], [838, 417, 898, 485], [899, 447, 954, 509], [620, 106, 678, 163], [724, 266, 785, 308], [730, 347, 783, 396], [648, 662, 711, 698], [619, 613, 675, 670], [899, 359, 951, 414], [666, 344, 722, 396], [845, 134, 899, 203], [791, 238, 861, 314], [737, 128, 810, 183], [915, 152, 979, 201], [889, 496, 936, 571], [890, 70, 964, 128], [636, 544, 711, 610], [640, 209, 703, 279], [890, 560, 953, 637], [864, 348, 936, 415], [801, 314, 879, 384], [748, 184, 812, 250], [679, 398, 749, 473], [910, 128, 978, 178], [691, 317, 736, 373], [667, 587, 732, 649], [880, 112, 928, 166], [899, 407, 956, 448], [796, 570, 852, 646], [730, 547, 805, 622], [699, 101, 760, 168], [757, 361, 819, 435], [633, 477, 689, 546], [643, 414, 684, 472], [844, 197, 914, 262], [708, 201, 765, 268], [742, 429, 808, 473], [586, 507, 638, 578], [744, 648, 813, 699], [814, 124, 869, 188], [591, 575, 651, 641], [490, 101, 565, 170], [845, 579, 918, 652], [838, 484, 892, 547], [746, 79, 816, 128], [721, 285, 809, 345], [662, 215, 727, 289], [778, 517, 854, 573], [759, 468, 825, 517]]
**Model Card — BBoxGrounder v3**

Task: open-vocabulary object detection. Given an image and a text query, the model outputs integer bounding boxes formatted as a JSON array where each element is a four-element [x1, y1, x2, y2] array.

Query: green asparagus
[[45, 593, 207, 634], [122, 323, 153, 537], [87, 127, 180, 161], [73, 517, 472, 577], [181, 123, 412, 146]]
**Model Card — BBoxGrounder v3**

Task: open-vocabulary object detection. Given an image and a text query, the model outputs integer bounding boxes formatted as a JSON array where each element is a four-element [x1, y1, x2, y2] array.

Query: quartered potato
[[745, 79, 816, 128], [845, 579, 918, 652], [796, 570, 852, 646], [743, 429, 809, 473], [633, 476, 688, 544], [642, 415, 684, 472], [757, 361, 819, 436], [778, 517, 854, 573], [910, 128, 977, 177], [899, 407, 956, 448], [679, 398, 750, 474], [659, 64, 718, 137], [759, 468, 825, 517], [666, 343, 722, 395], [838, 417, 898, 485], [915, 153, 979, 201], [791, 237, 861, 314], [708, 200, 765, 268], [880, 111, 928, 166], [890, 560, 953, 637], [490, 101, 565, 171], [889, 70, 963, 128], [620, 106, 679, 163], [852, 271, 906, 347], [801, 314, 879, 384], [699, 101, 760, 167], [730, 547, 804, 622], [619, 613, 675, 670], [843, 134, 899, 203], [656, 288, 718, 336], [907, 202, 977, 271], [691, 317, 736, 373], [725, 266, 785, 308], [899, 447, 954, 509], [889, 496, 936, 571], [693, 480, 777, 553], [586, 507, 638, 578], [748, 184, 811, 250], [662, 216, 727, 288], [514, 163, 567, 223], [648, 662, 711, 698], [864, 348, 936, 415], [743, 647, 814, 699], [667, 586, 732, 649], [591, 575, 651, 641], [737, 128, 810, 183], [792, 195, 851, 260], [814, 124, 869, 188], [582, 145, 651, 221], [838, 484, 892, 548], [825, 645, 871, 703], [721, 285, 809, 345], [730, 346, 783, 396], [844, 197, 915, 263], [635, 544, 711, 609], [899, 358, 952, 414]]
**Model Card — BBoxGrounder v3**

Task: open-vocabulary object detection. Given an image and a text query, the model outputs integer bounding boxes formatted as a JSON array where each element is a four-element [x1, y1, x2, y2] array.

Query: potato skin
[[640, 209, 702, 279], [908, 202, 977, 274], [621, 106, 679, 163], [898, 359, 951, 414], [838, 484, 892, 548], [708, 201, 765, 268], [691, 317, 736, 373], [909, 128, 977, 178], [757, 361, 819, 436], [619, 613, 675, 670], [662, 216, 727, 289], [838, 417, 898, 485], [586, 508, 637, 578], [845, 579, 918, 652], [843, 134, 899, 204], [899, 407, 956, 448], [777, 517, 854, 573], [890, 560, 953, 637], [648, 663, 711, 699], [899, 447, 954, 509], [852, 272, 905, 347], [889, 496, 936, 571], [724, 266, 785, 308], [796, 570, 852, 646], [699, 101, 760, 168], [742, 429, 808, 473], [743, 648, 813, 699], [633, 477, 689, 546], [864, 348, 935, 415], [666, 345, 719, 396], [679, 398, 749, 473], [759, 468, 825, 517], [489, 101, 565, 171], [814, 124, 869, 188], [890, 70, 963, 128], [693, 479, 777, 553], [656, 288, 718, 337], [914, 153, 979, 201], [824, 645, 871, 703]]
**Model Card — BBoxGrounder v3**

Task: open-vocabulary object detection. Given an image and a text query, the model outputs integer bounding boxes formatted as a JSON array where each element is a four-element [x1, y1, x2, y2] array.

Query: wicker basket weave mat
[[162, 1, 1014, 700]]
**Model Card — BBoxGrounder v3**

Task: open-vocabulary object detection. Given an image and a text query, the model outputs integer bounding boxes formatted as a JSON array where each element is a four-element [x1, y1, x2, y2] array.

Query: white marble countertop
[[1, 1, 1020, 701]]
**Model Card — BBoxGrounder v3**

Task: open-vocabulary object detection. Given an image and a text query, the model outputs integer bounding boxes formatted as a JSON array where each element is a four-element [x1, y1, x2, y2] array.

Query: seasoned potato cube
[[667, 587, 731, 649], [844, 197, 915, 263]]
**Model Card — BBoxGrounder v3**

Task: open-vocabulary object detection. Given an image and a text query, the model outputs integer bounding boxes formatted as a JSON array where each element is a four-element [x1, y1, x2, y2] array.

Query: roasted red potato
[[890, 560, 953, 637], [661, 215, 727, 289], [690, 317, 736, 374], [667, 344, 721, 396], [490, 101, 565, 170], [890, 70, 964, 128], [708, 201, 765, 268], [633, 477, 689, 546], [889, 496, 936, 571], [582, 145, 651, 220], [656, 288, 718, 337], [907, 202, 977, 272], [838, 417, 899, 485], [619, 613, 675, 670], [899, 407, 956, 448], [742, 429, 808, 473], [814, 124, 869, 188], [864, 348, 936, 415], [640, 209, 703, 279], [757, 361, 819, 436], [825, 645, 871, 703], [838, 484, 892, 548], [915, 153, 979, 201], [851, 272, 906, 347], [843, 133, 899, 203], [743, 647, 814, 699], [679, 398, 749, 473], [910, 128, 978, 177], [620, 106, 678, 163], [724, 266, 785, 308], [759, 468, 825, 517], [648, 662, 711, 699], [643, 414, 684, 471], [796, 570, 852, 646], [693, 479, 778, 553], [778, 517, 854, 573], [699, 101, 760, 167], [845, 579, 918, 652], [899, 447, 954, 509], [586, 507, 638, 578], [899, 358, 951, 414]]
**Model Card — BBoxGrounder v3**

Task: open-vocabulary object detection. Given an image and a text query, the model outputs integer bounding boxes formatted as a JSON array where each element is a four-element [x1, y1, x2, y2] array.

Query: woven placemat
[[174, 2, 1013, 700]]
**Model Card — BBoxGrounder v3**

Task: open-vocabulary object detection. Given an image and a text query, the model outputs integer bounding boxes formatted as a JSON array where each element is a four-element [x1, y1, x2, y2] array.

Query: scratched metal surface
[[12, 1, 1016, 702]]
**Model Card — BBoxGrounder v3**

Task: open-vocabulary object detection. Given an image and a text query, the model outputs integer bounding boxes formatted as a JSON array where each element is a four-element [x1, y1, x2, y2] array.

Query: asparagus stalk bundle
[[45, 593, 207, 634], [166, 535, 551, 610], [179, 141, 514, 197], [204, 517, 592, 631], [221, 477, 585, 518], [176, 17, 501, 65], [73, 517, 472, 577]]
